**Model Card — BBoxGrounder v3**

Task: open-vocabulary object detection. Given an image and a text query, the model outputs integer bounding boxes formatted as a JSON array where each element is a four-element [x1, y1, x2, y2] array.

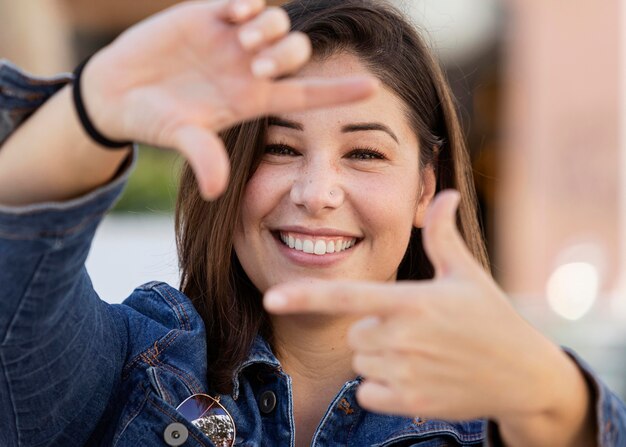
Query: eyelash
[[264, 143, 387, 160]]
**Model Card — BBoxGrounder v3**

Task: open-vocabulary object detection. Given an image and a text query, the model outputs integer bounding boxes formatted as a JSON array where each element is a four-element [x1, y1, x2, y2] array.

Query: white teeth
[[314, 240, 326, 255], [279, 232, 356, 255], [327, 241, 335, 254], [303, 240, 314, 254]]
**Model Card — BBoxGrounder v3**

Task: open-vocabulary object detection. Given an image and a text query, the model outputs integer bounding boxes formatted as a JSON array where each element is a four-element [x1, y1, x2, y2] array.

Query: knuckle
[[265, 7, 290, 30], [388, 324, 411, 347]]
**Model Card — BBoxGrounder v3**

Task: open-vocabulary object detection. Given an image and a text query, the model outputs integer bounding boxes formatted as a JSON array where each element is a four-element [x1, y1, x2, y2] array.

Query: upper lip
[[273, 225, 362, 239]]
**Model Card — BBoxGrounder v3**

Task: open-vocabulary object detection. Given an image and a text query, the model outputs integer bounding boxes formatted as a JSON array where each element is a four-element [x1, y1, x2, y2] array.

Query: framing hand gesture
[[82, 0, 377, 198], [265, 191, 594, 445]]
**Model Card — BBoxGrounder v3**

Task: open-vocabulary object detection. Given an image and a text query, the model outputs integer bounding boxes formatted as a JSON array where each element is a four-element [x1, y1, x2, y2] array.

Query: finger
[[356, 380, 407, 416], [221, 0, 265, 23], [348, 315, 422, 353], [172, 126, 230, 200], [422, 190, 476, 278], [348, 317, 385, 351], [238, 7, 290, 50], [265, 76, 379, 115], [264, 280, 427, 315], [352, 353, 389, 381], [251, 32, 311, 78]]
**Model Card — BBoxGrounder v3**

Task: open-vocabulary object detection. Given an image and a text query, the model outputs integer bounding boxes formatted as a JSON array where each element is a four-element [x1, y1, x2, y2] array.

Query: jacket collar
[[231, 335, 281, 399]]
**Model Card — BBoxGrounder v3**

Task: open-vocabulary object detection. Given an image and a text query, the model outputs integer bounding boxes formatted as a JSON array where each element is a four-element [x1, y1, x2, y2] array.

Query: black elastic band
[[72, 58, 132, 149]]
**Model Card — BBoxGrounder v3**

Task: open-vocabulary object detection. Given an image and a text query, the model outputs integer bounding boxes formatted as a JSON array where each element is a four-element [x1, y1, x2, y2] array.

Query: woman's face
[[233, 52, 435, 293]]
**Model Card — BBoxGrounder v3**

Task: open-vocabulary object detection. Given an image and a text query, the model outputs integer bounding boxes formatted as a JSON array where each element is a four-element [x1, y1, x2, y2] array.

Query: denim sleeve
[[564, 348, 626, 446], [0, 61, 136, 446], [0, 59, 72, 145], [484, 348, 626, 446]]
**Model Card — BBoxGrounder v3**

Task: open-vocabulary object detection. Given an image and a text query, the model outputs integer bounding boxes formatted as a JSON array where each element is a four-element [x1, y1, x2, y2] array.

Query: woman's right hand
[[81, 0, 377, 199]]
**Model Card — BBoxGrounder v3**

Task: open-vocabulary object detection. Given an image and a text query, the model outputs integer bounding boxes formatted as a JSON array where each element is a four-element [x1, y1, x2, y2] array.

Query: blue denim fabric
[[1, 60, 625, 446]]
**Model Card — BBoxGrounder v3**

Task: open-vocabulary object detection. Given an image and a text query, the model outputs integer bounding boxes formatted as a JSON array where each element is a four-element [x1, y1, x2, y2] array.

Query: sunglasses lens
[[177, 395, 236, 447]]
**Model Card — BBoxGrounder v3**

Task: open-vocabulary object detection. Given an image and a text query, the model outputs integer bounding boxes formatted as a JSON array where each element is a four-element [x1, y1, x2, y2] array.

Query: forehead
[[279, 52, 416, 142]]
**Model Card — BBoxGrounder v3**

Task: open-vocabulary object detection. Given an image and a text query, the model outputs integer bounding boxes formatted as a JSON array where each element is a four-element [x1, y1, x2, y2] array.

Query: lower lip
[[273, 235, 356, 267]]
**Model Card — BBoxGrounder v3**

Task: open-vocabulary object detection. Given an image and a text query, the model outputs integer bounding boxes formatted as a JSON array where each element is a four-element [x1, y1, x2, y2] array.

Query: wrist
[[78, 47, 132, 145], [495, 347, 596, 447]]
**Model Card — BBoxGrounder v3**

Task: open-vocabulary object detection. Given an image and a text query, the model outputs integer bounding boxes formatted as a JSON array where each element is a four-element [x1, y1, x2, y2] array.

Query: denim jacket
[[1, 60, 625, 447]]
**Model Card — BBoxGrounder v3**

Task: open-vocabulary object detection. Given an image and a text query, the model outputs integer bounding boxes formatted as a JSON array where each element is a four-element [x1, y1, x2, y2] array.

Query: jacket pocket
[[112, 379, 216, 447], [377, 423, 484, 447]]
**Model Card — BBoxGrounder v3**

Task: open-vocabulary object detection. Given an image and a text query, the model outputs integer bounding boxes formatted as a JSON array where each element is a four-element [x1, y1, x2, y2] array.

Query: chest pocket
[[380, 436, 482, 447], [377, 422, 485, 447], [112, 366, 216, 447]]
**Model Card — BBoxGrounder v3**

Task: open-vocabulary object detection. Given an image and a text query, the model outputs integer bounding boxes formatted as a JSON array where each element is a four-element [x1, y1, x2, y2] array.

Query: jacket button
[[259, 390, 277, 414], [164, 422, 189, 446]]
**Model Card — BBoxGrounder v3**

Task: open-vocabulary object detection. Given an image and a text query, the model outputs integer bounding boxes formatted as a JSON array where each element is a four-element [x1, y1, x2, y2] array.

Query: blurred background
[[1, 0, 624, 398]]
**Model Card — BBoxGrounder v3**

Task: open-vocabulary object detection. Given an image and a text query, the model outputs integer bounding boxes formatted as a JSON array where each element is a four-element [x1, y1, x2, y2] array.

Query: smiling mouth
[[276, 231, 359, 256]]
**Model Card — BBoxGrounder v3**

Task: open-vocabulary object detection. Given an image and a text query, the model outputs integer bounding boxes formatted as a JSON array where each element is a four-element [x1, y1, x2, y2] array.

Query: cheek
[[352, 172, 421, 226], [239, 167, 289, 231], [351, 172, 420, 267]]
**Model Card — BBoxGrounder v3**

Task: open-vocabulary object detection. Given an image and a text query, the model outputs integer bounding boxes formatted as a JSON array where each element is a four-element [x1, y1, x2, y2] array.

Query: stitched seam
[[122, 331, 181, 380], [344, 410, 359, 444], [159, 286, 191, 331], [160, 363, 203, 396], [378, 430, 484, 446], [123, 334, 171, 378], [403, 427, 484, 442]]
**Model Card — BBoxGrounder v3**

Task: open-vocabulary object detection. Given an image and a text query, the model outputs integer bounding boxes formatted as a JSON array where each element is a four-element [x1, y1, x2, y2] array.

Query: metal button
[[259, 390, 277, 414], [164, 422, 189, 446]]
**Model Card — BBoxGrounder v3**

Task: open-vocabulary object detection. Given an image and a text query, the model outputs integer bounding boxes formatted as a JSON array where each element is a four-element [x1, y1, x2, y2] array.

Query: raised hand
[[264, 191, 593, 444], [81, 0, 377, 198]]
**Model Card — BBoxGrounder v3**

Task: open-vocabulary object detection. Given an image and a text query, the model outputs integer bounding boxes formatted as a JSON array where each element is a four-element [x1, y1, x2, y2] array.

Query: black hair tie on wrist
[[72, 58, 132, 149]]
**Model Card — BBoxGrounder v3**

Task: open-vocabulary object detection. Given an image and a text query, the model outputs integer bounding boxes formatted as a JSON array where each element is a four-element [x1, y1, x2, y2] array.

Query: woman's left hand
[[264, 191, 594, 444]]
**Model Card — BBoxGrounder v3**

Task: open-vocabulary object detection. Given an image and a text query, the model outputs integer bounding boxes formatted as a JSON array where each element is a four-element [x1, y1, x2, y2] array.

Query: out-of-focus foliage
[[113, 145, 182, 213]]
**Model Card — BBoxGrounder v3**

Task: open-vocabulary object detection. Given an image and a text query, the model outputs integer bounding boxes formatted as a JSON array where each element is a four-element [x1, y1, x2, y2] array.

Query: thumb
[[172, 126, 230, 200], [422, 190, 475, 278]]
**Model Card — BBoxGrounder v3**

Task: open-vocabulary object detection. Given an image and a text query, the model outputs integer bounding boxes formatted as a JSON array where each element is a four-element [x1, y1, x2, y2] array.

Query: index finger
[[264, 280, 429, 316], [267, 77, 380, 115]]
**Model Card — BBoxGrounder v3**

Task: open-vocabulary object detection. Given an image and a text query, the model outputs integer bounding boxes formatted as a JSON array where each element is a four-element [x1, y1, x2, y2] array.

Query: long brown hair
[[176, 0, 489, 394]]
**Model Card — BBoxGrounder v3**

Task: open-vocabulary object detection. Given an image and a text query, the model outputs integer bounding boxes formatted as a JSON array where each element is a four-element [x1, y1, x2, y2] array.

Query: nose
[[290, 162, 344, 214]]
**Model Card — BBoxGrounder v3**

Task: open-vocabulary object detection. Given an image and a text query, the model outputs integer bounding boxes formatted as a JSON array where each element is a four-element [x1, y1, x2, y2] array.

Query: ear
[[413, 165, 436, 228]]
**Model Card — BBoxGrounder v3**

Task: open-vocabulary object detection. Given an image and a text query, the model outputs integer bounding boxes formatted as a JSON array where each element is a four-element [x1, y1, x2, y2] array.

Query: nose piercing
[[329, 190, 334, 196]]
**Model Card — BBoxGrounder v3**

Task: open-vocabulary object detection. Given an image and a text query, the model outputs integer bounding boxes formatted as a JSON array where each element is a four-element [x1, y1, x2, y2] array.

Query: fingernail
[[232, 2, 250, 19], [265, 291, 288, 309], [354, 316, 380, 330], [252, 58, 276, 78], [239, 29, 263, 49]]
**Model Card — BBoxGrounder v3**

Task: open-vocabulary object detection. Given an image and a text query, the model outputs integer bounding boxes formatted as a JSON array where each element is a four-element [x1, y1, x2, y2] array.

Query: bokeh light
[[547, 262, 599, 320]]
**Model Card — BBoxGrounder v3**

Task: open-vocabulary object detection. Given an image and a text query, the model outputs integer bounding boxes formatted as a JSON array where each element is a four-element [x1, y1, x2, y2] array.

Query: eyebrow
[[268, 116, 399, 144]]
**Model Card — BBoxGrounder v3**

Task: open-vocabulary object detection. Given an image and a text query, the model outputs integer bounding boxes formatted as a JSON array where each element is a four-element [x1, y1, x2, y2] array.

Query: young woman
[[0, 0, 624, 446]]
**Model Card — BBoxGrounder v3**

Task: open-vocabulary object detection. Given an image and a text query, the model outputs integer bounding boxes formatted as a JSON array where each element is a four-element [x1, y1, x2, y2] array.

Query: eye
[[264, 143, 299, 156], [347, 147, 387, 160]]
